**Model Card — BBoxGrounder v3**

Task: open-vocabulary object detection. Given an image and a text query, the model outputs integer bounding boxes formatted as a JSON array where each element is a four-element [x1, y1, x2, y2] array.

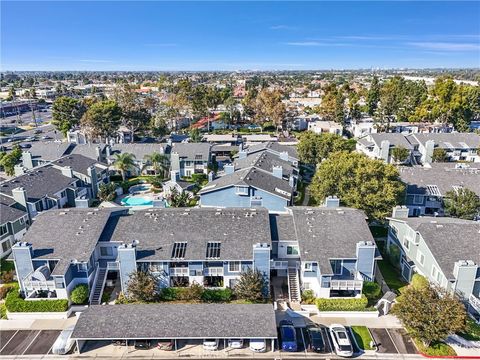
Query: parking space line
[[386, 328, 401, 354], [0, 330, 18, 353], [322, 328, 334, 354], [300, 328, 307, 355], [21, 330, 41, 355]]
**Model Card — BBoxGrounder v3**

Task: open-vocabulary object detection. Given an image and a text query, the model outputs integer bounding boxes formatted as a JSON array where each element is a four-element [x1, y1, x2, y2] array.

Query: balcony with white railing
[[330, 279, 363, 291], [170, 267, 189, 277], [107, 261, 119, 271], [23, 279, 56, 291], [469, 294, 480, 313], [204, 267, 224, 276]]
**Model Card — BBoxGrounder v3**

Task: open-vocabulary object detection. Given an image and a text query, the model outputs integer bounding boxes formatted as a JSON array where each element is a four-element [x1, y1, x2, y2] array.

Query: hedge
[[5, 289, 69, 312], [316, 295, 369, 311], [159, 287, 233, 303], [201, 288, 232, 302]]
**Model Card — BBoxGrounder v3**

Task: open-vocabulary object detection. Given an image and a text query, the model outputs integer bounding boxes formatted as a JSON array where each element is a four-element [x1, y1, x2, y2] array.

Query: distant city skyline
[[2, 1, 479, 71]]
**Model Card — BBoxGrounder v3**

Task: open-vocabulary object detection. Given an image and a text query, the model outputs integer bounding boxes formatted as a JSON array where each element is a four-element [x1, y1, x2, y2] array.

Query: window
[[100, 247, 112, 257], [229, 261, 241, 272], [149, 262, 164, 272], [431, 265, 441, 282], [54, 278, 65, 289], [0, 224, 8, 236], [19, 217, 25, 225], [303, 282, 311, 290], [172, 242, 187, 259], [304, 262, 313, 271], [206, 242, 221, 259], [286, 245, 299, 255], [402, 237, 410, 250], [1, 240, 11, 253], [60, 190, 67, 198], [77, 263, 88, 272], [235, 186, 248, 196], [250, 197, 263, 207], [330, 260, 342, 275], [185, 161, 192, 167], [413, 195, 424, 204], [416, 251, 425, 266], [195, 154, 203, 160]]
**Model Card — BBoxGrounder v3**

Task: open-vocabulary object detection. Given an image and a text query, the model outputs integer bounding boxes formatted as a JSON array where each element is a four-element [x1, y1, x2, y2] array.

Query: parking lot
[[0, 330, 62, 356], [370, 328, 417, 354]]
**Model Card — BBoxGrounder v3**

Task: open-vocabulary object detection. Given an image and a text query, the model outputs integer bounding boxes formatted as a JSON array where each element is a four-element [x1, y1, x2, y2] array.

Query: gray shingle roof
[[0, 165, 77, 202], [22, 209, 113, 275], [72, 304, 277, 340], [0, 204, 27, 224], [233, 151, 295, 177], [399, 164, 480, 196], [171, 143, 211, 160], [25, 141, 72, 161], [269, 214, 296, 241], [52, 154, 106, 176], [368, 133, 417, 149], [289, 207, 374, 273], [199, 167, 292, 200], [105, 208, 272, 261], [67, 143, 107, 161], [242, 142, 298, 161], [108, 143, 171, 160], [412, 133, 480, 149], [393, 216, 480, 277]]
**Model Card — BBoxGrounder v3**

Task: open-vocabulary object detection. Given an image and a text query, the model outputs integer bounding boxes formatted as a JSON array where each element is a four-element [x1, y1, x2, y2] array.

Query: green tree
[[168, 187, 190, 207], [390, 146, 410, 164], [189, 128, 201, 142], [366, 76, 380, 116], [253, 88, 286, 128], [309, 152, 405, 221], [126, 271, 160, 302], [234, 268, 268, 302], [143, 152, 169, 177], [393, 278, 466, 347], [98, 183, 117, 202], [297, 132, 356, 165], [444, 188, 480, 220], [0, 146, 22, 176], [81, 100, 122, 140], [114, 84, 151, 136], [70, 284, 89, 304], [113, 153, 136, 181], [52, 96, 86, 135], [432, 148, 448, 163]]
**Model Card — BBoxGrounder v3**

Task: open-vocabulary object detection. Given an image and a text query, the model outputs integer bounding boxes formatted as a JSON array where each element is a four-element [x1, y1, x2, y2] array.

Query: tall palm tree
[[113, 153, 136, 181], [143, 152, 169, 178]]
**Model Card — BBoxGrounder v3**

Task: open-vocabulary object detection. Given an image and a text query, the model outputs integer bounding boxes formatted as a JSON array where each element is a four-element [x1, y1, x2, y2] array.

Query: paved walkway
[[0, 316, 77, 330], [311, 314, 403, 328]]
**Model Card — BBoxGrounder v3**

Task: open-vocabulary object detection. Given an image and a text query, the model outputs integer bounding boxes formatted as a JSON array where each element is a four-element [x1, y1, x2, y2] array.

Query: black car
[[134, 340, 151, 350], [306, 324, 325, 353]]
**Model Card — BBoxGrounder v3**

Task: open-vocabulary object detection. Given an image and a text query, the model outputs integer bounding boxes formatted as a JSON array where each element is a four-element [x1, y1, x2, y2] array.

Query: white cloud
[[407, 42, 480, 51]]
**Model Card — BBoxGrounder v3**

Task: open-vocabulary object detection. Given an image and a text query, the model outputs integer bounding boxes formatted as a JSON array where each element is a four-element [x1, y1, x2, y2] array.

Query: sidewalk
[[310, 314, 403, 328], [0, 316, 77, 330]]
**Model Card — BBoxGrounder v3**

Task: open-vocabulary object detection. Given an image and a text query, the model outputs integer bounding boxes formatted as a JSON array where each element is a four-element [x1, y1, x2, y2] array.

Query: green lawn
[[458, 317, 480, 341], [377, 260, 407, 293], [294, 181, 306, 205], [413, 339, 456, 356], [351, 326, 374, 350]]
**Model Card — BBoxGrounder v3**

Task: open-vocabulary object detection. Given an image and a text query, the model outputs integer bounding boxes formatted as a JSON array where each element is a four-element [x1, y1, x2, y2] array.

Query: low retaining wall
[[316, 310, 379, 318], [6, 309, 72, 320]]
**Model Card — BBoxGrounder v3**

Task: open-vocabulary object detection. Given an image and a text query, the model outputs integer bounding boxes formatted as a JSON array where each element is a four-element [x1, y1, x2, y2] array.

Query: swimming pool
[[121, 196, 153, 206]]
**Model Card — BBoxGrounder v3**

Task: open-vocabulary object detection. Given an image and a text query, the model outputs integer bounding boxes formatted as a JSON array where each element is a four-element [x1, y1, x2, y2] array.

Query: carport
[[71, 303, 278, 354]]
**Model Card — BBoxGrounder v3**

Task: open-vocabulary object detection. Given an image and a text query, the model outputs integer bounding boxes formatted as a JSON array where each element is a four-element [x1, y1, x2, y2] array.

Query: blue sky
[[2, 1, 479, 71]]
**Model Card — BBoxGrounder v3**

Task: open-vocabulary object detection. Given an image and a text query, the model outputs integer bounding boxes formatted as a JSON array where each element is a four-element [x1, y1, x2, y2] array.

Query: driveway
[[370, 328, 417, 354], [0, 329, 61, 356]]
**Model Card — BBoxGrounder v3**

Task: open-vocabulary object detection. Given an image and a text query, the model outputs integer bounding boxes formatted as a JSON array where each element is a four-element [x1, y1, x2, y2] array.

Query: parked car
[[19, 143, 32, 149], [157, 340, 174, 351], [51, 325, 75, 355], [247, 124, 262, 131], [249, 339, 266, 353], [42, 135, 52, 140], [134, 340, 151, 350], [111, 340, 127, 346], [280, 319, 298, 352], [203, 339, 219, 351], [228, 339, 243, 349], [329, 324, 353, 357], [34, 129, 43, 134], [306, 324, 325, 353]]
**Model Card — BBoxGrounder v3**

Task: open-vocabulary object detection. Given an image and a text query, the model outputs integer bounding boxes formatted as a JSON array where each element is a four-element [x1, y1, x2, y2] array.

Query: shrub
[[176, 283, 204, 301], [98, 183, 117, 202], [1, 258, 15, 273], [0, 303, 6, 319], [362, 281, 381, 300], [150, 176, 163, 189], [1, 270, 15, 284], [414, 339, 456, 356], [5, 289, 68, 312], [115, 292, 131, 304], [70, 284, 89, 304], [301, 290, 316, 304], [316, 295, 369, 311], [159, 287, 178, 301], [0, 284, 15, 300], [201, 288, 233, 302]]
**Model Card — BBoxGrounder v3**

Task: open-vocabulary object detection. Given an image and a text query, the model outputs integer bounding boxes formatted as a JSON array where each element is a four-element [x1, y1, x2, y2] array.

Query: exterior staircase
[[90, 267, 107, 305], [287, 267, 301, 302]]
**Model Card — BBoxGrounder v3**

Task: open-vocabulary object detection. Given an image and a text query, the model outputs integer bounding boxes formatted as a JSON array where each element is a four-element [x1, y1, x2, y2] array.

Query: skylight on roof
[[171, 242, 187, 259], [426, 184, 441, 196], [206, 242, 221, 259]]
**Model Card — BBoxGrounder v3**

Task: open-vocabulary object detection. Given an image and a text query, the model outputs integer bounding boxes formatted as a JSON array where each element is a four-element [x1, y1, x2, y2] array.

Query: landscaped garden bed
[[351, 326, 375, 351]]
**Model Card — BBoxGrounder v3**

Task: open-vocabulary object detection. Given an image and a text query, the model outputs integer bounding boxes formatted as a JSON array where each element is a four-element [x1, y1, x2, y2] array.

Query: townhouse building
[[10, 202, 378, 305], [199, 150, 298, 212], [356, 133, 416, 164], [170, 143, 211, 177], [0, 204, 28, 258], [399, 163, 480, 216], [386, 206, 480, 317]]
